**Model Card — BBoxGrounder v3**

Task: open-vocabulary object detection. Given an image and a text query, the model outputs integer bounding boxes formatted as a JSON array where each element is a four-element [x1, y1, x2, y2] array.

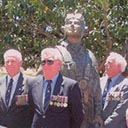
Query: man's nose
[[71, 22, 75, 26], [8, 62, 12, 65]]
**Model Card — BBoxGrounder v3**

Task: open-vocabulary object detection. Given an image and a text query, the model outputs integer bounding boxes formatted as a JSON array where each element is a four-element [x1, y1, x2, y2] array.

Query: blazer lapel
[[100, 77, 108, 94], [10, 73, 24, 107], [53, 73, 64, 96], [34, 75, 44, 113], [0, 76, 7, 111]]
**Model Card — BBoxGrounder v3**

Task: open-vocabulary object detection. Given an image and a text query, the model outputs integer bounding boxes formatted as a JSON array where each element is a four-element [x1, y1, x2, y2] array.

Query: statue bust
[[60, 10, 86, 44]]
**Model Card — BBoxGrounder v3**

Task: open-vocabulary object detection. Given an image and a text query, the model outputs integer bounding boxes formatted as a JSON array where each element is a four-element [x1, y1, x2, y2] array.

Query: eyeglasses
[[41, 60, 54, 66]]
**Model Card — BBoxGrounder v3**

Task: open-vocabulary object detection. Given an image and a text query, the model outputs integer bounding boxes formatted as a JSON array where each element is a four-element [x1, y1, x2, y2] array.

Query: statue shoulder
[[86, 49, 98, 69], [55, 45, 73, 63]]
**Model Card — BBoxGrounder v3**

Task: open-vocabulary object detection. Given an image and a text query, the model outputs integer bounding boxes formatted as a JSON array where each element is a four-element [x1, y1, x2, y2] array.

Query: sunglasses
[[41, 60, 54, 66]]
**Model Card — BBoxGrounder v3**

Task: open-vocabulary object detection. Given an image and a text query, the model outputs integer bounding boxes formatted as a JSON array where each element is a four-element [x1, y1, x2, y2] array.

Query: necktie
[[5, 78, 13, 107], [102, 78, 111, 107], [44, 80, 52, 111]]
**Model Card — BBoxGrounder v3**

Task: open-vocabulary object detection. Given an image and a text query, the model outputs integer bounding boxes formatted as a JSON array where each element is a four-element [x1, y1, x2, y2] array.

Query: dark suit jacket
[[100, 74, 128, 128], [0, 73, 34, 128], [30, 73, 84, 128]]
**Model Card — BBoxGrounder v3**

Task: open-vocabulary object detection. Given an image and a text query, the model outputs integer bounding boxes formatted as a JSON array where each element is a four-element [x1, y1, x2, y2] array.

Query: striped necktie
[[5, 78, 13, 107], [102, 78, 111, 107], [44, 80, 52, 111]]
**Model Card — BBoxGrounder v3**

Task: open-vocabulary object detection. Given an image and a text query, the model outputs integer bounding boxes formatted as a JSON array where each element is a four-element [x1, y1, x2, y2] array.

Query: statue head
[[61, 10, 86, 40]]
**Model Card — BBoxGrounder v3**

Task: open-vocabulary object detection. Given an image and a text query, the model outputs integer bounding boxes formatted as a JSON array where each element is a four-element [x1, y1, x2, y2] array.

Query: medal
[[54, 102, 57, 106], [60, 103, 64, 107], [49, 101, 53, 106], [63, 103, 68, 107], [57, 102, 60, 107], [63, 96, 68, 107]]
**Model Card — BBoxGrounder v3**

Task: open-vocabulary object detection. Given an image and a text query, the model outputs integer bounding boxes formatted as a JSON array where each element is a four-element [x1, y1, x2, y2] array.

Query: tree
[[0, 0, 128, 72]]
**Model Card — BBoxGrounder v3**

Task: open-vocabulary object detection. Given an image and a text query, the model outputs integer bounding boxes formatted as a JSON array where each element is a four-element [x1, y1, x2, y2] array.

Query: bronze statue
[[121, 36, 128, 77], [56, 10, 103, 128]]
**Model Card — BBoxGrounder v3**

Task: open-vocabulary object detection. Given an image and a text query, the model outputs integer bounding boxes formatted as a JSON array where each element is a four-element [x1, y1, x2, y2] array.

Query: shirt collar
[[7, 72, 20, 82], [110, 73, 121, 83]]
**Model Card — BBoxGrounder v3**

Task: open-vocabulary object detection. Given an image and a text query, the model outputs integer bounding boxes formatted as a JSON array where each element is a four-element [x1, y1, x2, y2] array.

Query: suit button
[[43, 115, 46, 118]]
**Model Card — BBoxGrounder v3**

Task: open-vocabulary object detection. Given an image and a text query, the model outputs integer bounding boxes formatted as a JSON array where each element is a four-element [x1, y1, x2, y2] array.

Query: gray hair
[[41, 48, 63, 62], [106, 52, 127, 72], [4, 49, 22, 61]]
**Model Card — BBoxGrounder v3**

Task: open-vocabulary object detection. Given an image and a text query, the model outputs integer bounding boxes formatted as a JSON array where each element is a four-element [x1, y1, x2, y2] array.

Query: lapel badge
[[63, 96, 68, 107]]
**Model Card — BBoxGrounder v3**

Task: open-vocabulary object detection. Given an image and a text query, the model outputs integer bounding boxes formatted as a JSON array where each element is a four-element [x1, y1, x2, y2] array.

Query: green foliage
[[0, 0, 128, 71]]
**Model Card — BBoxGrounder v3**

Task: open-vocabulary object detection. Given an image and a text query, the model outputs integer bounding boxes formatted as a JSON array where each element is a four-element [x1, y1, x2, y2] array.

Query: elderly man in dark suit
[[30, 47, 84, 128], [0, 49, 34, 128], [100, 52, 128, 128]]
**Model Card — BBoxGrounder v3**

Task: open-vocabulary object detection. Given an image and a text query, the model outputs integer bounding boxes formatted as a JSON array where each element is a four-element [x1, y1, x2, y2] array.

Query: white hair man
[[100, 52, 128, 128], [30, 47, 84, 128], [0, 49, 34, 128]]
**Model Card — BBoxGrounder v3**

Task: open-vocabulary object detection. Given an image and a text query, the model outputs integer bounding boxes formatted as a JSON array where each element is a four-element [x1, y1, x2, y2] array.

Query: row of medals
[[49, 95, 68, 108], [16, 94, 28, 105]]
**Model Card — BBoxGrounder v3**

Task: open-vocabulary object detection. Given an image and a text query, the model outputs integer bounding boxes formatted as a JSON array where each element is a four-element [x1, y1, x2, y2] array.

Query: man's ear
[[58, 60, 62, 67], [61, 26, 65, 33], [20, 60, 23, 66]]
